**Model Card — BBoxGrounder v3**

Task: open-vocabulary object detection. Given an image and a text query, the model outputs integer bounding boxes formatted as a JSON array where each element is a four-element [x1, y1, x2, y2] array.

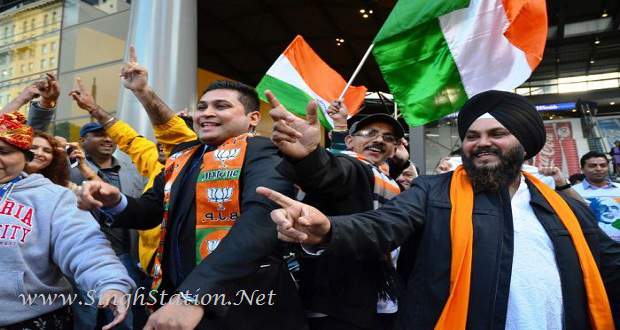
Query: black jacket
[[113, 137, 306, 330], [327, 172, 620, 330], [277, 146, 403, 329]]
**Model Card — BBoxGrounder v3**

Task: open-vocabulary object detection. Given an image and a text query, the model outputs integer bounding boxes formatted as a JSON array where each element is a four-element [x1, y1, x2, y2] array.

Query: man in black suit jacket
[[77, 77, 305, 330]]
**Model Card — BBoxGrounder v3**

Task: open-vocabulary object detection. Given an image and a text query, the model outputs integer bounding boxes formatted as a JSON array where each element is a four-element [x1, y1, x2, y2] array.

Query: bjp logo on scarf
[[207, 187, 233, 210], [198, 228, 229, 260], [214, 148, 241, 167]]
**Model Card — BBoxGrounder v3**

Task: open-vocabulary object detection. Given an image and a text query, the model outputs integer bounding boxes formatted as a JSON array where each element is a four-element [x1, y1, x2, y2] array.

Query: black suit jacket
[[113, 136, 307, 330], [277, 147, 401, 328], [327, 173, 620, 330]]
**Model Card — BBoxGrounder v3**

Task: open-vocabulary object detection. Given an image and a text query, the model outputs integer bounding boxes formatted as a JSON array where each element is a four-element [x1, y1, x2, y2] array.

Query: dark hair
[[580, 151, 609, 168], [568, 173, 586, 185], [203, 80, 259, 114], [27, 131, 70, 187]]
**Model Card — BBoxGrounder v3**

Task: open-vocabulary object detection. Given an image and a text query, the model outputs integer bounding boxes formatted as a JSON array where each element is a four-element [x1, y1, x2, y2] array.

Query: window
[[8, 67, 12, 76], [31, 19, 35, 31], [41, 44, 47, 54], [50, 41, 56, 51], [44, 15, 48, 26], [40, 59, 46, 69], [17, 52, 24, 60], [22, 21, 27, 32], [29, 49, 34, 58], [52, 11, 57, 23], [3, 27, 8, 38], [28, 62, 33, 72], [20, 64, 25, 73], [49, 57, 55, 67]]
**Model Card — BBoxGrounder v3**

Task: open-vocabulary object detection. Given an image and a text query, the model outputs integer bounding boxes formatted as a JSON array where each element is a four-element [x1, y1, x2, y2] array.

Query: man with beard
[[268, 91, 407, 330], [71, 122, 147, 329], [258, 90, 620, 329]]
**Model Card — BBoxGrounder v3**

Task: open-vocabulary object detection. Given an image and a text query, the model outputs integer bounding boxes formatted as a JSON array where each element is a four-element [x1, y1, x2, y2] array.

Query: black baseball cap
[[349, 114, 404, 139]]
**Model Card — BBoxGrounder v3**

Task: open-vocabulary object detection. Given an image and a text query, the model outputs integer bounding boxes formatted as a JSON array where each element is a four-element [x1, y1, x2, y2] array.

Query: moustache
[[473, 147, 500, 157], [364, 143, 386, 153]]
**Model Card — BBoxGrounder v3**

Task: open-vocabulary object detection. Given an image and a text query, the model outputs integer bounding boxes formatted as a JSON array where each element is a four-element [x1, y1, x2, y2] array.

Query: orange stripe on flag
[[502, 0, 547, 70], [283, 35, 367, 116]]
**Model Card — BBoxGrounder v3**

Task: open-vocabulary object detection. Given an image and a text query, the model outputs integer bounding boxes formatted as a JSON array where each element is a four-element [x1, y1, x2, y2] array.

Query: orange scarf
[[150, 134, 248, 291], [435, 166, 614, 330]]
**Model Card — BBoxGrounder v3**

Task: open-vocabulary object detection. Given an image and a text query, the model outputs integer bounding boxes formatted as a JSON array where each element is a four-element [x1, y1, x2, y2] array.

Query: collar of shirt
[[582, 178, 615, 190], [86, 155, 121, 171]]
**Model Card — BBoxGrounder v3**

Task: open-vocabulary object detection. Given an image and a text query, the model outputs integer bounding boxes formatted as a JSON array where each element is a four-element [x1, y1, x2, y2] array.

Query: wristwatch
[[555, 182, 572, 191], [178, 291, 199, 305]]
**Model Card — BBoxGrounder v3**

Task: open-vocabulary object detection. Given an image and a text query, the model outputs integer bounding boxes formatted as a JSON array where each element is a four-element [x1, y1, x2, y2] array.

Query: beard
[[461, 144, 525, 193]]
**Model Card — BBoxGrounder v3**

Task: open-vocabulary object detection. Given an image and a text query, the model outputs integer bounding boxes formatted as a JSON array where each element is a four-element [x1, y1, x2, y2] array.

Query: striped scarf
[[333, 150, 400, 208]]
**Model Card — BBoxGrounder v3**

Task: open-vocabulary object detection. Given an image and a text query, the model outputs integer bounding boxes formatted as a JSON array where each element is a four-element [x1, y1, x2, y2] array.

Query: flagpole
[[337, 43, 374, 101]]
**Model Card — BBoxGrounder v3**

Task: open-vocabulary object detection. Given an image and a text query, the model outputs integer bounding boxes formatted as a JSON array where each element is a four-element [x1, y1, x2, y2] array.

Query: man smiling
[[260, 90, 620, 330], [77, 80, 305, 329], [267, 91, 406, 329]]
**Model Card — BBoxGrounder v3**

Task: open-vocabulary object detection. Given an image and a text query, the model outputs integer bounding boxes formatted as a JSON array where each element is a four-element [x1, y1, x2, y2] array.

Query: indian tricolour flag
[[373, 0, 547, 127], [257, 35, 367, 130]]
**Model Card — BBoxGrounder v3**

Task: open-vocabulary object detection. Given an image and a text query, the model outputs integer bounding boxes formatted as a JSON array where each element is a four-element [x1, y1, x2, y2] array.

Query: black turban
[[457, 90, 545, 159]]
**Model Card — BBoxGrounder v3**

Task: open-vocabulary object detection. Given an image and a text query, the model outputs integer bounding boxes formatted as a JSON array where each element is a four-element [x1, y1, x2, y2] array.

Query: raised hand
[[37, 73, 60, 108], [17, 84, 41, 104], [77, 180, 121, 210], [266, 90, 321, 160], [327, 100, 348, 131], [67, 142, 86, 163], [392, 138, 409, 165], [68, 77, 97, 112], [538, 165, 567, 186], [99, 289, 129, 330], [256, 186, 331, 245], [120, 45, 148, 92]]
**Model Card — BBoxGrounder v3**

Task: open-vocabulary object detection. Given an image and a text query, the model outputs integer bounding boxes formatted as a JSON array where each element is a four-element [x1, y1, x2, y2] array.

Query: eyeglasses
[[352, 129, 400, 144]]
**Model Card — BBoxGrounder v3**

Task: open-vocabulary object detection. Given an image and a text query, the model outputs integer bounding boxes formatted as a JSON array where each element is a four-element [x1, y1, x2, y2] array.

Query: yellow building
[[0, 0, 62, 112]]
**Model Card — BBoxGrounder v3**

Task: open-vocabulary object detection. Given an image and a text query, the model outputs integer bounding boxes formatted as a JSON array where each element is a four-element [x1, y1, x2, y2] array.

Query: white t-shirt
[[572, 180, 620, 242], [505, 177, 563, 330]]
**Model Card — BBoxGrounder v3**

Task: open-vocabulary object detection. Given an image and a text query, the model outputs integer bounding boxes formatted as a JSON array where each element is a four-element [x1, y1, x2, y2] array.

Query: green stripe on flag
[[257, 75, 333, 129], [373, 0, 470, 127]]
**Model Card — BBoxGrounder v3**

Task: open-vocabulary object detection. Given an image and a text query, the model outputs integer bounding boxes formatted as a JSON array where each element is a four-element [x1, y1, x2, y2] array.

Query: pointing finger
[[129, 45, 137, 63], [256, 186, 296, 208], [264, 90, 281, 108], [76, 77, 86, 93], [306, 100, 318, 126]]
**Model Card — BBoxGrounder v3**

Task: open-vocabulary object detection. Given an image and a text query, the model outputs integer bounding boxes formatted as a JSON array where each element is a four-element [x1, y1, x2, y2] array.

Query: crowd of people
[[0, 45, 618, 330]]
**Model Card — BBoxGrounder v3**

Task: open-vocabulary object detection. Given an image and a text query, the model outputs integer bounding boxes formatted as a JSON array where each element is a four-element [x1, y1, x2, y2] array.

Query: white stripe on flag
[[266, 55, 334, 127], [439, 0, 531, 97]]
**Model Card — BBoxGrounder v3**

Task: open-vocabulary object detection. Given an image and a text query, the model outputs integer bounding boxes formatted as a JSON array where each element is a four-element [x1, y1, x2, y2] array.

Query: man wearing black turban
[[257, 90, 620, 330], [457, 90, 545, 192], [457, 90, 546, 159]]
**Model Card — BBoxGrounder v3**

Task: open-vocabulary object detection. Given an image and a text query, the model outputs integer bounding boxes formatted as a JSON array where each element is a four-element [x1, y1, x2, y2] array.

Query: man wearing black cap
[[260, 90, 620, 330], [267, 92, 408, 330], [71, 121, 146, 329]]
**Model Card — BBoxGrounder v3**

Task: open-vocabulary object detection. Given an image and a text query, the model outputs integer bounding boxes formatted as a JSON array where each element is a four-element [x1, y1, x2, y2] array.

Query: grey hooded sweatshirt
[[0, 173, 135, 326]]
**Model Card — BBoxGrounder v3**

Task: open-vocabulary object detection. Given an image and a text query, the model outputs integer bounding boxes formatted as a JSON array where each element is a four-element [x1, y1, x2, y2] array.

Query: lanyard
[[0, 175, 23, 205]]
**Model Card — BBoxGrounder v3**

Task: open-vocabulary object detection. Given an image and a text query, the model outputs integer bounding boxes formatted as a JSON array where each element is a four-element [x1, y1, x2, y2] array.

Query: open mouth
[[198, 121, 221, 128], [364, 144, 385, 153], [473, 148, 500, 159]]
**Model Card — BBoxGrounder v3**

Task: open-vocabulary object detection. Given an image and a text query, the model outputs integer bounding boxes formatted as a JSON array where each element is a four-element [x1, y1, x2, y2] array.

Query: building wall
[[0, 0, 62, 112]]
